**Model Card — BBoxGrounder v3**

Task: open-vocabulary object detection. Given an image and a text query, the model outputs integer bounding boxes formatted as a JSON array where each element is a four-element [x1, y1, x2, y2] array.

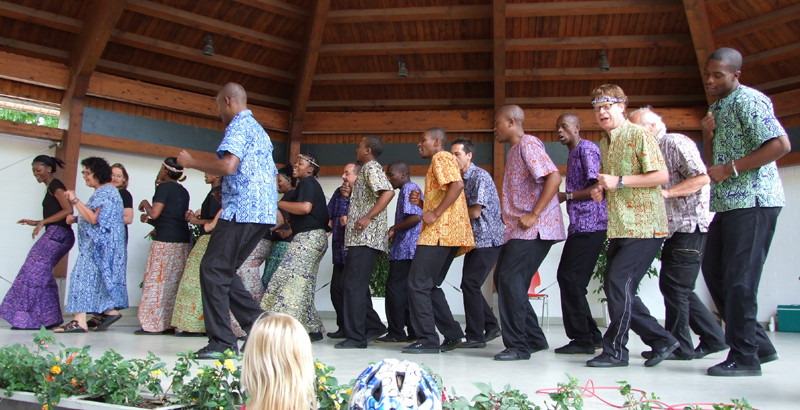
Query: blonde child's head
[[241, 312, 316, 410]]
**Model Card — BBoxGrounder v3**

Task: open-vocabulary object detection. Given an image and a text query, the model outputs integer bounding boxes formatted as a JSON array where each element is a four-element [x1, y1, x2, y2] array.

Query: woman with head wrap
[[261, 153, 330, 342], [261, 164, 296, 287], [135, 157, 191, 334], [0, 155, 74, 329], [56, 156, 127, 333]]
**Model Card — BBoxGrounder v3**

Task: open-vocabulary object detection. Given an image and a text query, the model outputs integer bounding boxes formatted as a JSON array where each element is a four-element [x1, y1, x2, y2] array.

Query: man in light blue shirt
[[177, 82, 277, 359]]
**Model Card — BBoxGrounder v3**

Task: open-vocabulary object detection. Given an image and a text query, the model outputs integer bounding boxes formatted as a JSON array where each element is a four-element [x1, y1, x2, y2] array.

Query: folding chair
[[527, 271, 549, 329]]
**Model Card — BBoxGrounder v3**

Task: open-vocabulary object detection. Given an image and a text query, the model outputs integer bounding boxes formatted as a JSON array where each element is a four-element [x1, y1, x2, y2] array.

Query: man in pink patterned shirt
[[493, 105, 566, 361]]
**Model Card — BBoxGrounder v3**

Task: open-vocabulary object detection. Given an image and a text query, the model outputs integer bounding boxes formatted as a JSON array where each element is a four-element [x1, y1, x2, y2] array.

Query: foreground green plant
[[315, 360, 351, 410], [547, 374, 583, 409], [617, 380, 661, 410]]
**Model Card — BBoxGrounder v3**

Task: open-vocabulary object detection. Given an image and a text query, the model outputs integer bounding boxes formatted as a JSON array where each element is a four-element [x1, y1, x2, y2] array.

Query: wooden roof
[[1, 0, 798, 117]]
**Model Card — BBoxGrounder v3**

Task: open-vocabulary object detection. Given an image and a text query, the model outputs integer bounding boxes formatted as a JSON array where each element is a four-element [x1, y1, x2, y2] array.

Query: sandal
[[94, 313, 122, 331], [54, 320, 88, 333], [87, 315, 104, 330]]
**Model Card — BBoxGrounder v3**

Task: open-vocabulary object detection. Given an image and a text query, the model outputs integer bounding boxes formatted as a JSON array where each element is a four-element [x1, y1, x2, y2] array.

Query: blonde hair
[[241, 313, 316, 410]]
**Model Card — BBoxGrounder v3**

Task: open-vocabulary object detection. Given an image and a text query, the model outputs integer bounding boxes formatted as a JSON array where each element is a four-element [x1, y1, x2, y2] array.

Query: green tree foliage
[[0, 108, 59, 128]]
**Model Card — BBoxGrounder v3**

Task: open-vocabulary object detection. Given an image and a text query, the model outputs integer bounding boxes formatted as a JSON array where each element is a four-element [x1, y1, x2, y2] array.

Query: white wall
[[1, 131, 798, 324]]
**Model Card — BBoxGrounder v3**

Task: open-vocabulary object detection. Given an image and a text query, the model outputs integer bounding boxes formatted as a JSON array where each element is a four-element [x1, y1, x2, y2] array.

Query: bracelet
[[70, 198, 78, 205], [730, 160, 739, 177], [566, 192, 573, 201]]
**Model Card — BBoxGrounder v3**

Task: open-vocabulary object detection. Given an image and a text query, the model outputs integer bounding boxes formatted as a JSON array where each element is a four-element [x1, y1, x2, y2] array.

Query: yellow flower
[[42, 405, 49, 410], [55, 356, 60, 362], [331, 394, 337, 400], [335, 404, 340, 409], [223, 359, 235, 371], [347, 388, 352, 395], [319, 376, 327, 383], [151, 369, 163, 377], [213, 360, 222, 367], [50, 365, 61, 375], [315, 362, 324, 369], [225, 350, 234, 357], [318, 385, 324, 391], [197, 369, 204, 375]]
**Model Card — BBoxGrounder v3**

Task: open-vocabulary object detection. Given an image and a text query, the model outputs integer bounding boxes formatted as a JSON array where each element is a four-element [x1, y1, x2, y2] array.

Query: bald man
[[700, 47, 790, 376], [177, 82, 278, 359]]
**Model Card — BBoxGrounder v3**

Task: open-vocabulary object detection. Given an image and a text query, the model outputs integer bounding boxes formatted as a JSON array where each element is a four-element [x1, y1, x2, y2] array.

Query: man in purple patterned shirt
[[377, 161, 423, 343], [629, 107, 726, 361], [553, 113, 608, 355], [325, 162, 361, 339]]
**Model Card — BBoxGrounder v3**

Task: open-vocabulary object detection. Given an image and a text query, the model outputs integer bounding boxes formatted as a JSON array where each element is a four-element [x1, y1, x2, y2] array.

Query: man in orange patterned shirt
[[402, 127, 475, 354]]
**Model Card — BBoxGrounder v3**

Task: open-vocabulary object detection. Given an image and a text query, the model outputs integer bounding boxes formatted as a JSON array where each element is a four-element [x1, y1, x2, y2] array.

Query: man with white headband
[[587, 84, 678, 368]]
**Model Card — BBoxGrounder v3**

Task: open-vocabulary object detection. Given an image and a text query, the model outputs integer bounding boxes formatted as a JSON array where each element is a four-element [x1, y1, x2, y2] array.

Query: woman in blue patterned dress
[[55, 157, 128, 333]]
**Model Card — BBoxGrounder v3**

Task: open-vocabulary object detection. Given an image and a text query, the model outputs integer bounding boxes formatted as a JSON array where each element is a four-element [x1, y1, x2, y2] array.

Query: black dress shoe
[[308, 332, 323, 342], [493, 348, 529, 361], [366, 328, 387, 342], [759, 352, 779, 364], [375, 335, 407, 343], [334, 339, 367, 349], [193, 344, 238, 360], [693, 343, 728, 359], [440, 338, 463, 352], [459, 339, 487, 349], [586, 353, 628, 367], [707, 360, 761, 377], [326, 330, 346, 339], [555, 341, 595, 354], [644, 341, 679, 367], [485, 327, 501, 341], [529, 344, 549, 354], [642, 350, 693, 360], [401, 341, 439, 354]]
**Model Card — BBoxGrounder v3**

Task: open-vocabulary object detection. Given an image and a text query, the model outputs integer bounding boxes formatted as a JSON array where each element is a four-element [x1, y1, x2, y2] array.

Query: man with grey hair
[[629, 107, 727, 361]]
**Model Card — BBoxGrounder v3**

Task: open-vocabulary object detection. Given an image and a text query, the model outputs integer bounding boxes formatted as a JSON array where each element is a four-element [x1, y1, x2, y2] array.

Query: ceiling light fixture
[[599, 52, 610, 72], [397, 57, 408, 78], [203, 34, 214, 56]]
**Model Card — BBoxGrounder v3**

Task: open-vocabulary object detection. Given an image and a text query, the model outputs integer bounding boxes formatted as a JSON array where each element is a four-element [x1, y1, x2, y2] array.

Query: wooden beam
[[744, 42, 800, 66], [307, 98, 494, 108], [492, 0, 506, 187], [125, 0, 301, 53], [0, 50, 67, 89], [319, 40, 492, 56], [506, 34, 691, 51], [506, 66, 697, 81], [302, 108, 707, 134], [0, 119, 64, 142], [288, 0, 329, 162], [81, 132, 217, 163], [713, 3, 800, 41], [307, 95, 705, 109], [0, 0, 81, 33], [110, 31, 295, 83], [771, 88, 800, 119], [232, 0, 308, 21], [682, 0, 716, 105], [507, 0, 681, 17], [327, 5, 490, 23], [313, 70, 494, 85], [755, 75, 800, 93]]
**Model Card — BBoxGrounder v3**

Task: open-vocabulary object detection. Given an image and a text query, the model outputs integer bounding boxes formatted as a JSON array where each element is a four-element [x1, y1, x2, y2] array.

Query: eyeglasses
[[81, 171, 92, 176], [593, 103, 617, 112]]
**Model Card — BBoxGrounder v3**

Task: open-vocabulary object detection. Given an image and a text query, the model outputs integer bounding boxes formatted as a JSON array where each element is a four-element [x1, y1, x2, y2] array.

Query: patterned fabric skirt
[[262, 240, 289, 288], [260, 229, 328, 334], [0, 226, 74, 329], [230, 239, 270, 337], [171, 234, 210, 332], [138, 240, 190, 332]]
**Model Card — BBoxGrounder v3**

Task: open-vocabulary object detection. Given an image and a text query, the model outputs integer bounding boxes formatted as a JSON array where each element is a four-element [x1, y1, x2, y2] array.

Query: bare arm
[[177, 150, 240, 176], [468, 204, 482, 219], [519, 171, 560, 229], [19, 187, 74, 238], [355, 190, 395, 230], [279, 200, 313, 215], [597, 170, 669, 190], [663, 174, 709, 198], [707, 136, 791, 183], [122, 208, 134, 224], [422, 180, 464, 226]]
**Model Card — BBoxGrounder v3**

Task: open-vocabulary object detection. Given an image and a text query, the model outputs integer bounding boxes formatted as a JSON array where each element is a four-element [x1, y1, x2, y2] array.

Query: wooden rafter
[[756, 75, 800, 93], [288, 0, 330, 162], [319, 40, 492, 56], [744, 42, 800, 67], [682, 0, 716, 105], [507, 0, 681, 17], [492, 0, 506, 187], [306, 95, 706, 109], [232, 0, 308, 21], [0, 0, 81, 32], [125, 0, 301, 53], [713, 3, 800, 41], [327, 5, 490, 23], [506, 34, 691, 51]]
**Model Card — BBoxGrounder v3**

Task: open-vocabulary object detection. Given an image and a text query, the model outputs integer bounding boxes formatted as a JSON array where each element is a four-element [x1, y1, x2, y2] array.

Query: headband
[[163, 161, 183, 174], [296, 153, 319, 169], [591, 96, 626, 106]]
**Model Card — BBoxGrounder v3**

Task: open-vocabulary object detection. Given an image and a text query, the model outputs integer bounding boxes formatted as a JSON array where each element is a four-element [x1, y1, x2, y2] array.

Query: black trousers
[[330, 263, 345, 331], [342, 246, 387, 345], [702, 207, 780, 366], [385, 259, 416, 339], [556, 230, 606, 347], [200, 218, 269, 348], [408, 245, 465, 347], [461, 246, 501, 341], [660, 229, 725, 357], [495, 238, 554, 357], [602, 237, 676, 362]]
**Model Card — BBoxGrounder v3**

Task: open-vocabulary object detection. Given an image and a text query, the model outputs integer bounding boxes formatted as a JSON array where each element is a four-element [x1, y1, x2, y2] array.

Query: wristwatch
[[566, 191, 573, 201], [617, 176, 624, 189]]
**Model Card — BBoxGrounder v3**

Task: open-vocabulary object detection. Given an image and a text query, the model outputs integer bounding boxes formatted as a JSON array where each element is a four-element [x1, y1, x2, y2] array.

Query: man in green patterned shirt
[[700, 47, 791, 377]]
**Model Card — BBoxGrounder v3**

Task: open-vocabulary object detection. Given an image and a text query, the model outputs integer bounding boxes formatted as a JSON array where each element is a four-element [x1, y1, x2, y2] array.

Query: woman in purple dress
[[0, 155, 75, 329]]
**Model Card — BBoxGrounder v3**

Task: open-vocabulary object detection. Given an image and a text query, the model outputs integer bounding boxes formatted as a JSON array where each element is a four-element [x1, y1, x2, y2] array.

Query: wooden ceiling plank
[[288, 0, 330, 161], [0, 0, 81, 33], [313, 70, 494, 85], [492, 0, 506, 185], [508, 66, 697, 81], [755, 75, 800, 93], [771, 88, 800, 118], [713, 3, 800, 41], [232, 0, 309, 21], [507, 0, 681, 17], [0, 118, 64, 142], [319, 40, 492, 56], [327, 5, 491, 23], [744, 42, 800, 66], [307, 95, 705, 109], [125, 0, 301, 53], [0, 50, 68, 89], [506, 34, 691, 51], [111, 31, 295, 83], [681, 0, 716, 105]]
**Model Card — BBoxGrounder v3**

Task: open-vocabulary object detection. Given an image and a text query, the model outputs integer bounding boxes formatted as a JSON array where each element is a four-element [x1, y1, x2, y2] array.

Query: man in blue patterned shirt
[[177, 82, 278, 359], [451, 137, 504, 349], [700, 48, 791, 377]]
